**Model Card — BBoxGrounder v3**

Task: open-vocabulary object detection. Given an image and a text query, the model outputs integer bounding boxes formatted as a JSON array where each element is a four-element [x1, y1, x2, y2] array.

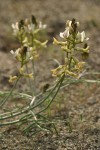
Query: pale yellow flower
[[9, 76, 18, 83]]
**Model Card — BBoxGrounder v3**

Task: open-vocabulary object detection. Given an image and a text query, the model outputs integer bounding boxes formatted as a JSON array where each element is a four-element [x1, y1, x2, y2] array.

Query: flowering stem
[[68, 57, 72, 70], [25, 64, 33, 94], [30, 32, 36, 95], [31, 33, 34, 46], [32, 59, 36, 95]]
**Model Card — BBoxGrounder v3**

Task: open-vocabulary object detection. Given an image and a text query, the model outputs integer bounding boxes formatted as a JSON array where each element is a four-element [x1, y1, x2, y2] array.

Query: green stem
[[0, 78, 99, 121], [30, 33, 36, 95], [0, 77, 20, 107], [25, 64, 33, 94], [0, 76, 62, 120], [36, 74, 65, 114], [68, 57, 72, 70], [32, 59, 36, 95]]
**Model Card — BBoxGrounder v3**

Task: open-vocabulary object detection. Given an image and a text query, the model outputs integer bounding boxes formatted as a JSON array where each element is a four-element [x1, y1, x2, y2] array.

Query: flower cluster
[[9, 15, 47, 82], [52, 19, 89, 78]]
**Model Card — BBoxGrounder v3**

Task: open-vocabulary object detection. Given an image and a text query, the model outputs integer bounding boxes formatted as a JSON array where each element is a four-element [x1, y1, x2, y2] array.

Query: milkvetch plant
[[0, 17, 100, 135], [52, 19, 89, 78], [0, 16, 47, 106], [10, 15, 47, 83]]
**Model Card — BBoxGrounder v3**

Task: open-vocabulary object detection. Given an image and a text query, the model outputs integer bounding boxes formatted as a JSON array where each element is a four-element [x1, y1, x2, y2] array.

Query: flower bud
[[9, 76, 18, 83]]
